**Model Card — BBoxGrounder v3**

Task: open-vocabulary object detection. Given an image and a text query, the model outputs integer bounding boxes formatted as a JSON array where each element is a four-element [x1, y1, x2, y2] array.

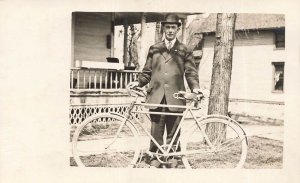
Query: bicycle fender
[[196, 114, 248, 145]]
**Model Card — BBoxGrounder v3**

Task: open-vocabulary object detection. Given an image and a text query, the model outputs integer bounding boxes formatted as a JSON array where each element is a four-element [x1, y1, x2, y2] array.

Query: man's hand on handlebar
[[127, 81, 139, 89], [192, 89, 204, 100], [192, 88, 202, 94], [174, 90, 204, 101], [127, 82, 145, 97]]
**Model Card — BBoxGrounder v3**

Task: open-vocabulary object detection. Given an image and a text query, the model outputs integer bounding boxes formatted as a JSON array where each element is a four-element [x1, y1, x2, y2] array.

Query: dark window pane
[[276, 41, 285, 48], [273, 63, 284, 91], [275, 30, 285, 48]]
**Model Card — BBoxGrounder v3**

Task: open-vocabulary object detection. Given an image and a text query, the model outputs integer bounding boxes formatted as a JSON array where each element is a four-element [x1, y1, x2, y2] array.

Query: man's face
[[163, 23, 180, 41]]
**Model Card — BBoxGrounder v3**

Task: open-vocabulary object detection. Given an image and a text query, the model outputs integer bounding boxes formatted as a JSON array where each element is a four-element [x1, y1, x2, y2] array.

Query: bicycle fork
[[104, 117, 129, 150], [105, 100, 136, 150]]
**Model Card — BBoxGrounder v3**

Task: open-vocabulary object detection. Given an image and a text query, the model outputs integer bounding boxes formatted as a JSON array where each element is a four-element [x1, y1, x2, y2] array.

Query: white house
[[190, 14, 285, 123]]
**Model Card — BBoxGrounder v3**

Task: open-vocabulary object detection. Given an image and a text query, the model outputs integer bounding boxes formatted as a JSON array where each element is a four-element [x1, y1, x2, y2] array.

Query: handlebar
[[173, 91, 204, 101], [126, 86, 146, 97], [126, 84, 204, 102]]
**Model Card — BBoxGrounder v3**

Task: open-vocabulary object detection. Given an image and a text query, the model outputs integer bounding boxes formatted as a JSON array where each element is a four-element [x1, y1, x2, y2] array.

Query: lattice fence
[[69, 104, 143, 125]]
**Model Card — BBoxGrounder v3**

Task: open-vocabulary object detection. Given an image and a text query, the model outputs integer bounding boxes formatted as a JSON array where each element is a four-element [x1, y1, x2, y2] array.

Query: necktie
[[167, 41, 172, 50]]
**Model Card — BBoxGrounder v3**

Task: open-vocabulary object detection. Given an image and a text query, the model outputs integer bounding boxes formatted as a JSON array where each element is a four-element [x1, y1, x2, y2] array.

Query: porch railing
[[70, 68, 140, 91]]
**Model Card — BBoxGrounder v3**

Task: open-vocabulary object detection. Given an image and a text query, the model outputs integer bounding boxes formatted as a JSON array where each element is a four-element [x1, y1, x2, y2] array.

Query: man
[[129, 13, 201, 168]]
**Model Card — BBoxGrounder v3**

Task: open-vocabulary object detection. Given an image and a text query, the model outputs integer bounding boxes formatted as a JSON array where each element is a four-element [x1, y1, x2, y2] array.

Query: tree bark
[[128, 25, 139, 68], [127, 24, 134, 67], [206, 13, 236, 144], [154, 22, 163, 43]]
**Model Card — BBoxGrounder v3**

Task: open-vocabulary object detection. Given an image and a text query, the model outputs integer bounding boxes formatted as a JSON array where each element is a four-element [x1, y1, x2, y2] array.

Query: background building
[[188, 14, 285, 122], [70, 13, 285, 125]]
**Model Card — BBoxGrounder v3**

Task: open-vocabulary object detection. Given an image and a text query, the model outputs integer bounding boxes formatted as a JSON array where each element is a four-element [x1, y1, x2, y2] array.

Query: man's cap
[[161, 13, 181, 27]]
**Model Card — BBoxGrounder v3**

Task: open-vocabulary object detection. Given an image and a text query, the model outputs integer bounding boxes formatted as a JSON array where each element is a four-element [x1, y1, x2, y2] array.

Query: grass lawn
[[70, 136, 283, 168], [244, 136, 283, 168]]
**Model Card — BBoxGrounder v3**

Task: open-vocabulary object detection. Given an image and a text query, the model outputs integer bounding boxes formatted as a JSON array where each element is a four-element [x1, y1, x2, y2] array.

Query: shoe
[[149, 159, 160, 168], [167, 158, 178, 168]]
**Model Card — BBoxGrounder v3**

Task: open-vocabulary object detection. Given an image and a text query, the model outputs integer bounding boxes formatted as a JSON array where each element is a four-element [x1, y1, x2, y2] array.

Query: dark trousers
[[149, 96, 182, 153]]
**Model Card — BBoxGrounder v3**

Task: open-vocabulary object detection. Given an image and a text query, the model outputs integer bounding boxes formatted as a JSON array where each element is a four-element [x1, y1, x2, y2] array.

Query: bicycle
[[71, 87, 248, 168]]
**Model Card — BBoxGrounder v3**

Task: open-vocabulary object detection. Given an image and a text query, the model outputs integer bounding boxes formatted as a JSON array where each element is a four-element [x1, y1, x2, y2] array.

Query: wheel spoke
[[217, 137, 242, 151], [183, 117, 247, 169], [72, 114, 140, 167]]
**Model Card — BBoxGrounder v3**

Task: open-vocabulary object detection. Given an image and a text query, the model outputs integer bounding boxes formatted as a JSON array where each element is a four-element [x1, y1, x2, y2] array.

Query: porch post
[[110, 13, 115, 57], [71, 13, 75, 68], [123, 19, 128, 67], [181, 18, 187, 44], [139, 12, 146, 71]]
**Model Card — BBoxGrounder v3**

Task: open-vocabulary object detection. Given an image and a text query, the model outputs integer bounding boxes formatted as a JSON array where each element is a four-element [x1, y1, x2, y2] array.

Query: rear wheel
[[71, 114, 140, 167], [182, 116, 248, 168]]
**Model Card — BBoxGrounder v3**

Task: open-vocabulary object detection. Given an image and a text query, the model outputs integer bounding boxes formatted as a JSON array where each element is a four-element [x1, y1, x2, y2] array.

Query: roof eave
[[198, 26, 285, 35]]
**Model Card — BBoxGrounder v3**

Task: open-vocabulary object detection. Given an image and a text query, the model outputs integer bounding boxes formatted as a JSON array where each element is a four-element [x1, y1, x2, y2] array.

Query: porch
[[70, 12, 201, 125], [70, 68, 143, 125]]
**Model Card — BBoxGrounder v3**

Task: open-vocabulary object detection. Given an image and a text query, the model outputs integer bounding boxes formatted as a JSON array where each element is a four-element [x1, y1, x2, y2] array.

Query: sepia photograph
[[1, 0, 300, 182], [69, 12, 284, 169]]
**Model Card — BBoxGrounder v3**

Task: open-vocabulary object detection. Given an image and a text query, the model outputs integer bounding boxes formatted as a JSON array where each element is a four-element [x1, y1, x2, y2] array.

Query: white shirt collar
[[164, 38, 177, 49]]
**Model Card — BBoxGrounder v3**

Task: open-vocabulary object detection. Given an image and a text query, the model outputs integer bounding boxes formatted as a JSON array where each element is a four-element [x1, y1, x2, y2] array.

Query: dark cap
[[161, 13, 181, 27]]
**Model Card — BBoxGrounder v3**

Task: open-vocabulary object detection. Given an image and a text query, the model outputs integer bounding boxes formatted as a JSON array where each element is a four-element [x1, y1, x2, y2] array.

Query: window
[[272, 62, 284, 92], [275, 30, 285, 48]]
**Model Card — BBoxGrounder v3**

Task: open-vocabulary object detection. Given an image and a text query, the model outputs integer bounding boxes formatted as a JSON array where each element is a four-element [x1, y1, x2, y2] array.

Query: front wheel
[[71, 113, 140, 167], [182, 116, 248, 168]]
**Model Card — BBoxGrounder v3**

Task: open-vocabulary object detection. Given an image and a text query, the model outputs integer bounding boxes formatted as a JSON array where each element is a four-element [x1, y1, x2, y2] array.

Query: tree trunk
[[128, 25, 139, 68], [154, 22, 163, 43], [206, 13, 236, 144], [127, 24, 134, 67]]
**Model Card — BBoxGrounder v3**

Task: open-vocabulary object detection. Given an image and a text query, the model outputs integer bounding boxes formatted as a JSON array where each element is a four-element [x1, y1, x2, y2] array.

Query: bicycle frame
[[72, 88, 248, 168], [112, 91, 217, 159]]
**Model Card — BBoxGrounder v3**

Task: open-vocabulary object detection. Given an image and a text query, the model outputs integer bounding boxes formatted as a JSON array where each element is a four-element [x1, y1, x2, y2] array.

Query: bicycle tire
[[182, 116, 248, 169], [71, 113, 140, 167]]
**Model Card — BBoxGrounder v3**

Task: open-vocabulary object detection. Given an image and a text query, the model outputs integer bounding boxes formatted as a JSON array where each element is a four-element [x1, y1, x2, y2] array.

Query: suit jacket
[[137, 39, 200, 112]]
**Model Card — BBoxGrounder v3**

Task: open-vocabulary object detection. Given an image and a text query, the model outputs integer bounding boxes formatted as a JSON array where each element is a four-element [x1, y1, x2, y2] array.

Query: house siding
[[73, 13, 111, 62], [200, 30, 285, 120]]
